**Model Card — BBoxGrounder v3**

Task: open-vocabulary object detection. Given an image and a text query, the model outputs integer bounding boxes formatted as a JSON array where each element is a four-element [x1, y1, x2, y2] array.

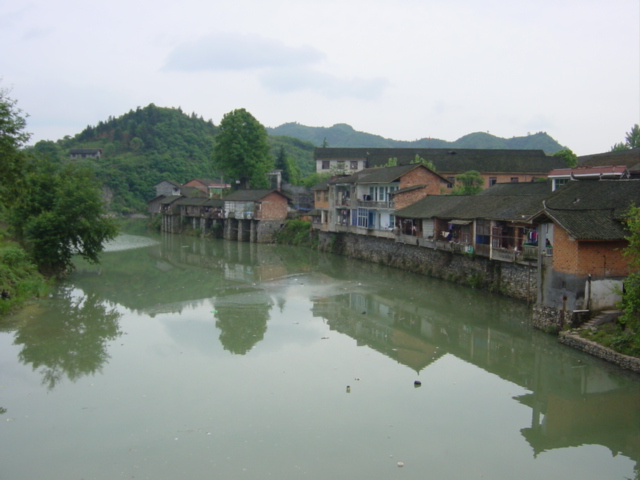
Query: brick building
[[319, 163, 449, 237], [533, 180, 640, 313]]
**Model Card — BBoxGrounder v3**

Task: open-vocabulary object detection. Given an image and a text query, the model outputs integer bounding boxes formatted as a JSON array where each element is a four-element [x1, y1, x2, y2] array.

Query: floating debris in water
[[397, 462, 404, 467], [414, 381, 422, 387], [346, 386, 351, 393]]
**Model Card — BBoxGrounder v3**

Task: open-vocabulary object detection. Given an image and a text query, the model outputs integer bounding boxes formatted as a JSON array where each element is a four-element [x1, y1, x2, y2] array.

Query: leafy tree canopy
[[0, 87, 30, 204], [450, 170, 484, 195], [8, 159, 118, 276], [213, 108, 273, 189], [553, 148, 578, 168], [611, 124, 640, 151]]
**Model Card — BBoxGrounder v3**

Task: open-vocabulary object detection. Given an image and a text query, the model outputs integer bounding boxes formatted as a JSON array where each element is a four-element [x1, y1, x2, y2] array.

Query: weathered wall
[[552, 227, 629, 277], [257, 193, 288, 221], [256, 220, 284, 243], [318, 231, 537, 302]]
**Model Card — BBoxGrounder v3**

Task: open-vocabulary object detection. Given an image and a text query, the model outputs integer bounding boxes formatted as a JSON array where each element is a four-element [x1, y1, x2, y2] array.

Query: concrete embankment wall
[[559, 332, 640, 373], [318, 231, 537, 302]]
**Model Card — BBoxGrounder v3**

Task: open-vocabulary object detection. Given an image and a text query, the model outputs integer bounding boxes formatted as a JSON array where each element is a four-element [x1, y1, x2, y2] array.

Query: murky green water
[[1, 232, 639, 480]]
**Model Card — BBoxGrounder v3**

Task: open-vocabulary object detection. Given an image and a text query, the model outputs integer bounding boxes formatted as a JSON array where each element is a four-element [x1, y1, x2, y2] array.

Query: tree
[[450, 170, 484, 195], [410, 154, 437, 171], [275, 146, 301, 184], [0, 87, 30, 205], [553, 148, 578, 168], [618, 204, 640, 355], [9, 159, 119, 276], [213, 108, 273, 189], [611, 124, 640, 151]]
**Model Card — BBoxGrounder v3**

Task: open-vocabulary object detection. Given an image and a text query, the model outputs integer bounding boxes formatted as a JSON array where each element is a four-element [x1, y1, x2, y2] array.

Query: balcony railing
[[356, 200, 394, 209]]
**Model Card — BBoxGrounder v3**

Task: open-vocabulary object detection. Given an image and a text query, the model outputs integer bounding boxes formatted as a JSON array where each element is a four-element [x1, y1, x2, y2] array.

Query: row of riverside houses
[[309, 147, 640, 332], [314, 147, 569, 189], [148, 177, 292, 243]]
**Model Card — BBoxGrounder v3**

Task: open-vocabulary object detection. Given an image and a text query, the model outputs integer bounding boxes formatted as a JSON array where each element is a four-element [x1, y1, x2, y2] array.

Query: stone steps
[[582, 310, 622, 331]]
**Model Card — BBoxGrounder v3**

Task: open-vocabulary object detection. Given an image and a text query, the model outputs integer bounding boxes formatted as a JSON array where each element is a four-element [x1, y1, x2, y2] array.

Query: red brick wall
[[394, 167, 447, 209], [257, 192, 288, 221], [394, 188, 428, 210], [552, 226, 630, 277]]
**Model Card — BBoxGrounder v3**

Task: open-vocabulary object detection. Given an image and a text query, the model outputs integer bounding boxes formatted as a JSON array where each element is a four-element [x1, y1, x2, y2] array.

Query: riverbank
[[0, 230, 49, 317], [273, 220, 640, 371]]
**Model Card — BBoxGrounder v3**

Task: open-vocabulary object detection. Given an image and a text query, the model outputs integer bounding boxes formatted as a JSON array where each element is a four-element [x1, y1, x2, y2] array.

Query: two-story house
[[325, 164, 449, 238]]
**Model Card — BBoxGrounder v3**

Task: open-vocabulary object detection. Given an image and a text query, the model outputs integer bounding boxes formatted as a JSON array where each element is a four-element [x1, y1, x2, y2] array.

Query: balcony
[[356, 200, 394, 209]]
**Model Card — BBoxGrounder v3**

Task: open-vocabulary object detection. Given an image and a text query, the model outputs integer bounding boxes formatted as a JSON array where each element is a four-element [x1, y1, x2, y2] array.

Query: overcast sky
[[2, 0, 638, 155]]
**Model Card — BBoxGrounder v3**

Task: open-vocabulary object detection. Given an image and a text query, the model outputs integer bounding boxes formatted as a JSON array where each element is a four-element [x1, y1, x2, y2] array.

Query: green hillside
[[267, 123, 566, 154], [32, 105, 315, 213]]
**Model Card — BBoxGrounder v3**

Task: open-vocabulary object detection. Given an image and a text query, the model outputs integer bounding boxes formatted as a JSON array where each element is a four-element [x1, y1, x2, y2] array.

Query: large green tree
[[213, 108, 273, 189], [9, 159, 118, 276], [0, 87, 30, 204]]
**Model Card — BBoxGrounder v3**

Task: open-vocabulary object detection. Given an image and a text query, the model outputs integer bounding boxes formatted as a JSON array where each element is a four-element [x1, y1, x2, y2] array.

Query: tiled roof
[[394, 182, 552, 221], [224, 189, 288, 202], [577, 149, 640, 171], [329, 164, 448, 185], [159, 195, 182, 205], [315, 147, 566, 173], [541, 180, 640, 240], [310, 178, 331, 190], [548, 165, 629, 178], [176, 197, 208, 206]]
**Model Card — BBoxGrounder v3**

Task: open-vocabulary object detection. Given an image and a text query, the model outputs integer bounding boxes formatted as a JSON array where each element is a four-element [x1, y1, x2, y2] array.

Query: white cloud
[[260, 68, 389, 100], [163, 33, 325, 71]]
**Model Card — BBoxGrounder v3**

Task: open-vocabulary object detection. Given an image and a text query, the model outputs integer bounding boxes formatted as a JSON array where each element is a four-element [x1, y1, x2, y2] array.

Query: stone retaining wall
[[559, 332, 640, 374], [318, 231, 537, 302]]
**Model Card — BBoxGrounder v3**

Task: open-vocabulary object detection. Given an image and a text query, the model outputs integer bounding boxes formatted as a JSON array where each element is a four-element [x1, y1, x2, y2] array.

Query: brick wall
[[257, 192, 288, 221], [394, 168, 446, 210], [552, 226, 630, 277]]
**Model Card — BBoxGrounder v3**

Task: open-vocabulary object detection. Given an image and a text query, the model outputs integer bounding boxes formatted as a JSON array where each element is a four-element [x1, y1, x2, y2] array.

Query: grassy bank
[[0, 229, 49, 317], [274, 220, 317, 247]]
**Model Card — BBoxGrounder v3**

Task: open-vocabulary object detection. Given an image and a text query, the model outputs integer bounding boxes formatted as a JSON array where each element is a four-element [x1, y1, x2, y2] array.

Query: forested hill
[[32, 104, 316, 213], [266, 123, 566, 154]]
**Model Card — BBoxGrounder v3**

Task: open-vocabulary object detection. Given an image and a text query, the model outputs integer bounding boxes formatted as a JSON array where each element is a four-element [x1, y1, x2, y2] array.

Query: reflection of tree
[[14, 286, 122, 390], [214, 298, 272, 355]]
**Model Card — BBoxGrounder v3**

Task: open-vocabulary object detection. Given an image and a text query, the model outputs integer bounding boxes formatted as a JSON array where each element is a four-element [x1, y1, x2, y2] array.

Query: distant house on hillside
[[154, 180, 181, 197], [314, 148, 568, 190], [70, 148, 102, 159]]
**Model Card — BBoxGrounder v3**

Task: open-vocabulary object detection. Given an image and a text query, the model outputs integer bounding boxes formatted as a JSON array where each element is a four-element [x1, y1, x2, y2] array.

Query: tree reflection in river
[[12, 285, 122, 390]]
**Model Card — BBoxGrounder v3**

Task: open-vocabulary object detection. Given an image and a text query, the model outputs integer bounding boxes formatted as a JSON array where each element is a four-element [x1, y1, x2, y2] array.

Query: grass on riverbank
[[579, 321, 640, 357], [274, 220, 317, 247], [0, 229, 49, 317]]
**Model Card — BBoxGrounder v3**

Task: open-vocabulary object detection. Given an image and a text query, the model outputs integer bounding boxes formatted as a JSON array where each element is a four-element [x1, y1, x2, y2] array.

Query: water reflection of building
[[312, 289, 640, 472]]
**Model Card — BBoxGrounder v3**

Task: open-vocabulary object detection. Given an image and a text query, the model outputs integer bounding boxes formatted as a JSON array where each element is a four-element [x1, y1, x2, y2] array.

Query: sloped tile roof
[[176, 197, 209, 206], [394, 182, 552, 221], [542, 180, 640, 240], [224, 189, 288, 202], [159, 195, 182, 205], [315, 147, 567, 174], [577, 148, 640, 171]]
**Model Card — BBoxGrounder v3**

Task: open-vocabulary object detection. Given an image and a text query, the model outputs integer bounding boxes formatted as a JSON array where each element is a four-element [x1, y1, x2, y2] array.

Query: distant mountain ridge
[[266, 123, 566, 154]]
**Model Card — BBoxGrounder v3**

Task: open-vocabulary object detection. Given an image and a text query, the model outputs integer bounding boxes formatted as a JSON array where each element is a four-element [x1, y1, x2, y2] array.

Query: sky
[[1, 0, 639, 156]]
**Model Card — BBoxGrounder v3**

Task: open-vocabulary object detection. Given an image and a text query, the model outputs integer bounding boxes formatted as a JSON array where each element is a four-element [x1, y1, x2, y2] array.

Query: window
[[476, 219, 491, 245], [321, 160, 330, 170], [323, 191, 328, 201], [350, 161, 358, 170], [489, 177, 497, 186], [447, 176, 455, 189], [357, 208, 369, 227], [510, 177, 519, 183]]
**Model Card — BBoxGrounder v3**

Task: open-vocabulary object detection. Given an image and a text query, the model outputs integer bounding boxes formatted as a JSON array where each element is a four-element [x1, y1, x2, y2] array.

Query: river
[[1, 232, 639, 480]]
